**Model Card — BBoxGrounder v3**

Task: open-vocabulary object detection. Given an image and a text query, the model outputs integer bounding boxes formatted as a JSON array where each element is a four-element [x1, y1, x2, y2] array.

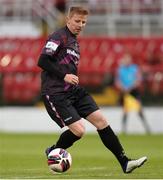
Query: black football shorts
[[42, 87, 99, 128]]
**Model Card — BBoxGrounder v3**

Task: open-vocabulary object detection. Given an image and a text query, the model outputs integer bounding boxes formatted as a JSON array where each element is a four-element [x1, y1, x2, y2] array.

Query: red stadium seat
[[1, 36, 163, 103]]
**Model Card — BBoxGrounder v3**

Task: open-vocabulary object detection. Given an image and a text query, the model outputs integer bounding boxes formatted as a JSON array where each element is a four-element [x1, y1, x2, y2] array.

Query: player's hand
[[64, 74, 79, 85]]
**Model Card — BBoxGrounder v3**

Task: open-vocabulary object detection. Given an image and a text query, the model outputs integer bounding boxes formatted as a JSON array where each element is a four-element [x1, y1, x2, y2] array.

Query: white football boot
[[124, 156, 147, 173]]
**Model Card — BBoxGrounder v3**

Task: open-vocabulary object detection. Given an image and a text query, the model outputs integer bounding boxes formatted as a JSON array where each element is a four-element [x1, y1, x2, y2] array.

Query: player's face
[[67, 13, 88, 35]]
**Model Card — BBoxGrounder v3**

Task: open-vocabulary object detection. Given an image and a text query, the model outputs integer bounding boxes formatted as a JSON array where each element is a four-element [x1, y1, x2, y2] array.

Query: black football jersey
[[40, 26, 80, 95]]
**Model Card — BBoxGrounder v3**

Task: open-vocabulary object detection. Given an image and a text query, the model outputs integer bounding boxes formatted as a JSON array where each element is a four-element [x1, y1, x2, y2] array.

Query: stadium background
[[0, 0, 163, 179], [0, 0, 163, 133]]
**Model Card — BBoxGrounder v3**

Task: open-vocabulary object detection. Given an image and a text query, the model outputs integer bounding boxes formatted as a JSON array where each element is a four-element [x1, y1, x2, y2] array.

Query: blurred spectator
[[88, 0, 108, 14], [54, 0, 66, 28], [54, 0, 66, 13], [115, 53, 151, 134], [120, 0, 133, 14], [139, 0, 161, 14], [146, 41, 162, 65]]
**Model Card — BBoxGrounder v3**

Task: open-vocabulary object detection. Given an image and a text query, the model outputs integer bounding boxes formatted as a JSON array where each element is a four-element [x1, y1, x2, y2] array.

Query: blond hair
[[68, 6, 89, 17]]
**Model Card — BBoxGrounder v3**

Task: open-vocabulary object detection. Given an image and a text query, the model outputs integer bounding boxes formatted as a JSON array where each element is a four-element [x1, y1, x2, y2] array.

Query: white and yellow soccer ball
[[47, 148, 72, 173]]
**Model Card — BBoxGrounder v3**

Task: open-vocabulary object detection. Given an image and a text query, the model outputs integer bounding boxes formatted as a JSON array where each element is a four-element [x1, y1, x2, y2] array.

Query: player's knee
[[68, 119, 85, 137], [96, 117, 109, 130], [75, 125, 85, 137], [86, 110, 109, 130]]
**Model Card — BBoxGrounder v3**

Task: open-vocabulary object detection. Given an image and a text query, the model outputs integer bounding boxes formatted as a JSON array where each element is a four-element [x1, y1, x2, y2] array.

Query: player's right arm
[[38, 54, 79, 85], [37, 34, 79, 85], [38, 55, 78, 85], [38, 54, 66, 79]]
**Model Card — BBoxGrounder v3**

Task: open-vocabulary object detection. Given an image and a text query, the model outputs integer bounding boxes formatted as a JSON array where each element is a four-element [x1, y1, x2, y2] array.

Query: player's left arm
[[134, 66, 142, 88]]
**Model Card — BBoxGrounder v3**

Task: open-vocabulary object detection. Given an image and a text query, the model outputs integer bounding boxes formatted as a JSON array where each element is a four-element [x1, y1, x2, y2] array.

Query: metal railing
[[0, 0, 163, 36], [67, 0, 163, 36], [0, 0, 61, 35]]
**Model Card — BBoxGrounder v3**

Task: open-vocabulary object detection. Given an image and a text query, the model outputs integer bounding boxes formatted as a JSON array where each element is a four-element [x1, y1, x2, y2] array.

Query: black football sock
[[97, 125, 128, 168], [55, 129, 81, 149]]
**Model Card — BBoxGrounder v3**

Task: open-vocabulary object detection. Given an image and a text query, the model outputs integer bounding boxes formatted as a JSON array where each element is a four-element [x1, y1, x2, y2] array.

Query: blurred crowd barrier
[[0, 36, 163, 105], [0, 106, 162, 134], [1, 0, 163, 37]]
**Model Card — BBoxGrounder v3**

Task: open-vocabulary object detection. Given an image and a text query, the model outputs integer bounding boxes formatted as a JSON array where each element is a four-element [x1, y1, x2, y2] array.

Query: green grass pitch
[[0, 132, 163, 179]]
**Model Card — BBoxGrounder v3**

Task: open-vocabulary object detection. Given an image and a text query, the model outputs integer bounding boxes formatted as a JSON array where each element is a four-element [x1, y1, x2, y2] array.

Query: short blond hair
[[68, 6, 89, 17]]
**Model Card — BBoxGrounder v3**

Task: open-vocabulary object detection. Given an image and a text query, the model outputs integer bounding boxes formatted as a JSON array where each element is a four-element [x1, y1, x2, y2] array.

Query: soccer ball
[[47, 148, 72, 173]]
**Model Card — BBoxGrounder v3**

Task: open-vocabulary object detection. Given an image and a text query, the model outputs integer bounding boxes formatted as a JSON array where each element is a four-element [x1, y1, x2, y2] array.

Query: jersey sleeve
[[41, 33, 62, 57], [39, 32, 67, 79], [38, 54, 66, 79]]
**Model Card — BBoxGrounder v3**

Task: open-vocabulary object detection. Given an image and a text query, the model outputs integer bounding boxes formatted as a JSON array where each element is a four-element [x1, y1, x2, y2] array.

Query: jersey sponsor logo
[[67, 49, 79, 59], [64, 116, 72, 122], [45, 41, 59, 51]]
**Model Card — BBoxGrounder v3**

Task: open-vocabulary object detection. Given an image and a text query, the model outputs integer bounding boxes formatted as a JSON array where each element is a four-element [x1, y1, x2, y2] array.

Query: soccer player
[[115, 53, 151, 134], [38, 6, 147, 173]]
